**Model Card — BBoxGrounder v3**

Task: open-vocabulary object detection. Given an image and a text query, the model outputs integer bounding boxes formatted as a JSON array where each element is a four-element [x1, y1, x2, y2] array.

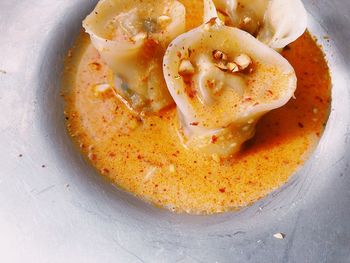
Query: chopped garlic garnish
[[169, 164, 175, 173], [243, 17, 252, 24], [242, 125, 250, 132], [144, 167, 158, 181], [157, 15, 172, 28], [131, 32, 147, 42], [93, 83, 111, 96], [179, 59, 195, 75], [248, 119, 255, 124], [234, 54, 252, 70]]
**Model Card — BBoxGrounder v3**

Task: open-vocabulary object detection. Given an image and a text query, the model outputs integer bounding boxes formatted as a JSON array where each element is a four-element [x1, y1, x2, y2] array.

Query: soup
[[62, 0, 331, 214]]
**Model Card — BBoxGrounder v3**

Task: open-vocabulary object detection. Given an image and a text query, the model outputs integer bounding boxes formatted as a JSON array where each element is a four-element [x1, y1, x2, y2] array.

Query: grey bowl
[[0, 0, 349, 262]]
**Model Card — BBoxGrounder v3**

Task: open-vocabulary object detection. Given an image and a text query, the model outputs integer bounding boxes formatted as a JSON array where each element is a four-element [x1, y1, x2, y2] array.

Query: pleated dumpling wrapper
[[207, 0, 307, 50], [163, 18, 297, 157], [83, 0, 186, 112]]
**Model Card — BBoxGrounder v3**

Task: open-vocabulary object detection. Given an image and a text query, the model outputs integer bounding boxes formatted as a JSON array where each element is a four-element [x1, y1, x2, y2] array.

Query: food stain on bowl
[[61, 0, 331, 214]]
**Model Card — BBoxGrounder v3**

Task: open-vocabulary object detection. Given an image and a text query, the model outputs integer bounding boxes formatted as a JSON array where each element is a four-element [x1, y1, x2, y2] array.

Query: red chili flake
[[89, 153, 97, 161], [244, 97, 252, 102], [137, 155, 142, 160], [315, 96, 324, 103], [176, 51, 182, 58], [190, 122, 199, 126], [206, 79, 216, 89], [109, 152, 116, 157], [185, 85, 197, 99], [267, 90, 273, 95], [219, 188, 226, 193], [298, 122, 304, 128], [206, 17, 217, 25], [211, 135, 218, 144]]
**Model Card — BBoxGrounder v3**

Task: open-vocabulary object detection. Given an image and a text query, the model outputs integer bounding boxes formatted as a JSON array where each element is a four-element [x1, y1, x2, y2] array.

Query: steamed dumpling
[[207, 0, 307, 49], [163, 19, 297, 156], [83, 0, 186, 112]]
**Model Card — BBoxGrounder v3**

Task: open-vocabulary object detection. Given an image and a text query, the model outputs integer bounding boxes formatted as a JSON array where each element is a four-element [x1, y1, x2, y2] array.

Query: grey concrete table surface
[[0, 0, 349, 262]]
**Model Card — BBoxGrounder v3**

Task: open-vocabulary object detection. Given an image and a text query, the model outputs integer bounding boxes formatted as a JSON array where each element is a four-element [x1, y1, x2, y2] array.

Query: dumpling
[[163, 18, 297, 156], [207, 0, 307, 49], [83, 0, 186, 112]]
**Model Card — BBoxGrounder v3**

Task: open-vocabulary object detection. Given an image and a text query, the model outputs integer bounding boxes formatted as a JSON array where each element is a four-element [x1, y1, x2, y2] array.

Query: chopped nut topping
[[242, 125, 250, 132], [212, 50, 228, 61], [230, 142, 238, 148], [157, 15, 172, 28], [131, 32, 147, 42], [169, 164, 175, 173], [273, 233, 285, 239], [227, 62, 239, 73], [234, 54, 252, 70], [178, 59, 195, 76], [243, 17, 252, 24], [215, 61, 228, 71]]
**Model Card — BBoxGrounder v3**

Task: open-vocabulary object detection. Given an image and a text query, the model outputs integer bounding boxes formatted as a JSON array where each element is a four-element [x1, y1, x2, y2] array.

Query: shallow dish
[[0, 0, 349, 262]]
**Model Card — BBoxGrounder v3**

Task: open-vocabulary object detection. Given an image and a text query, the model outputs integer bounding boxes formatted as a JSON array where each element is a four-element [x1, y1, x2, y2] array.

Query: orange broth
[[62, 0, 331, 214]]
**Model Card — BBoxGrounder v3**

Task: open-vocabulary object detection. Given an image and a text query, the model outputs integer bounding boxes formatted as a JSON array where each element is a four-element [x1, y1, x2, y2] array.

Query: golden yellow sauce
[[62, 0, 331, 214]]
